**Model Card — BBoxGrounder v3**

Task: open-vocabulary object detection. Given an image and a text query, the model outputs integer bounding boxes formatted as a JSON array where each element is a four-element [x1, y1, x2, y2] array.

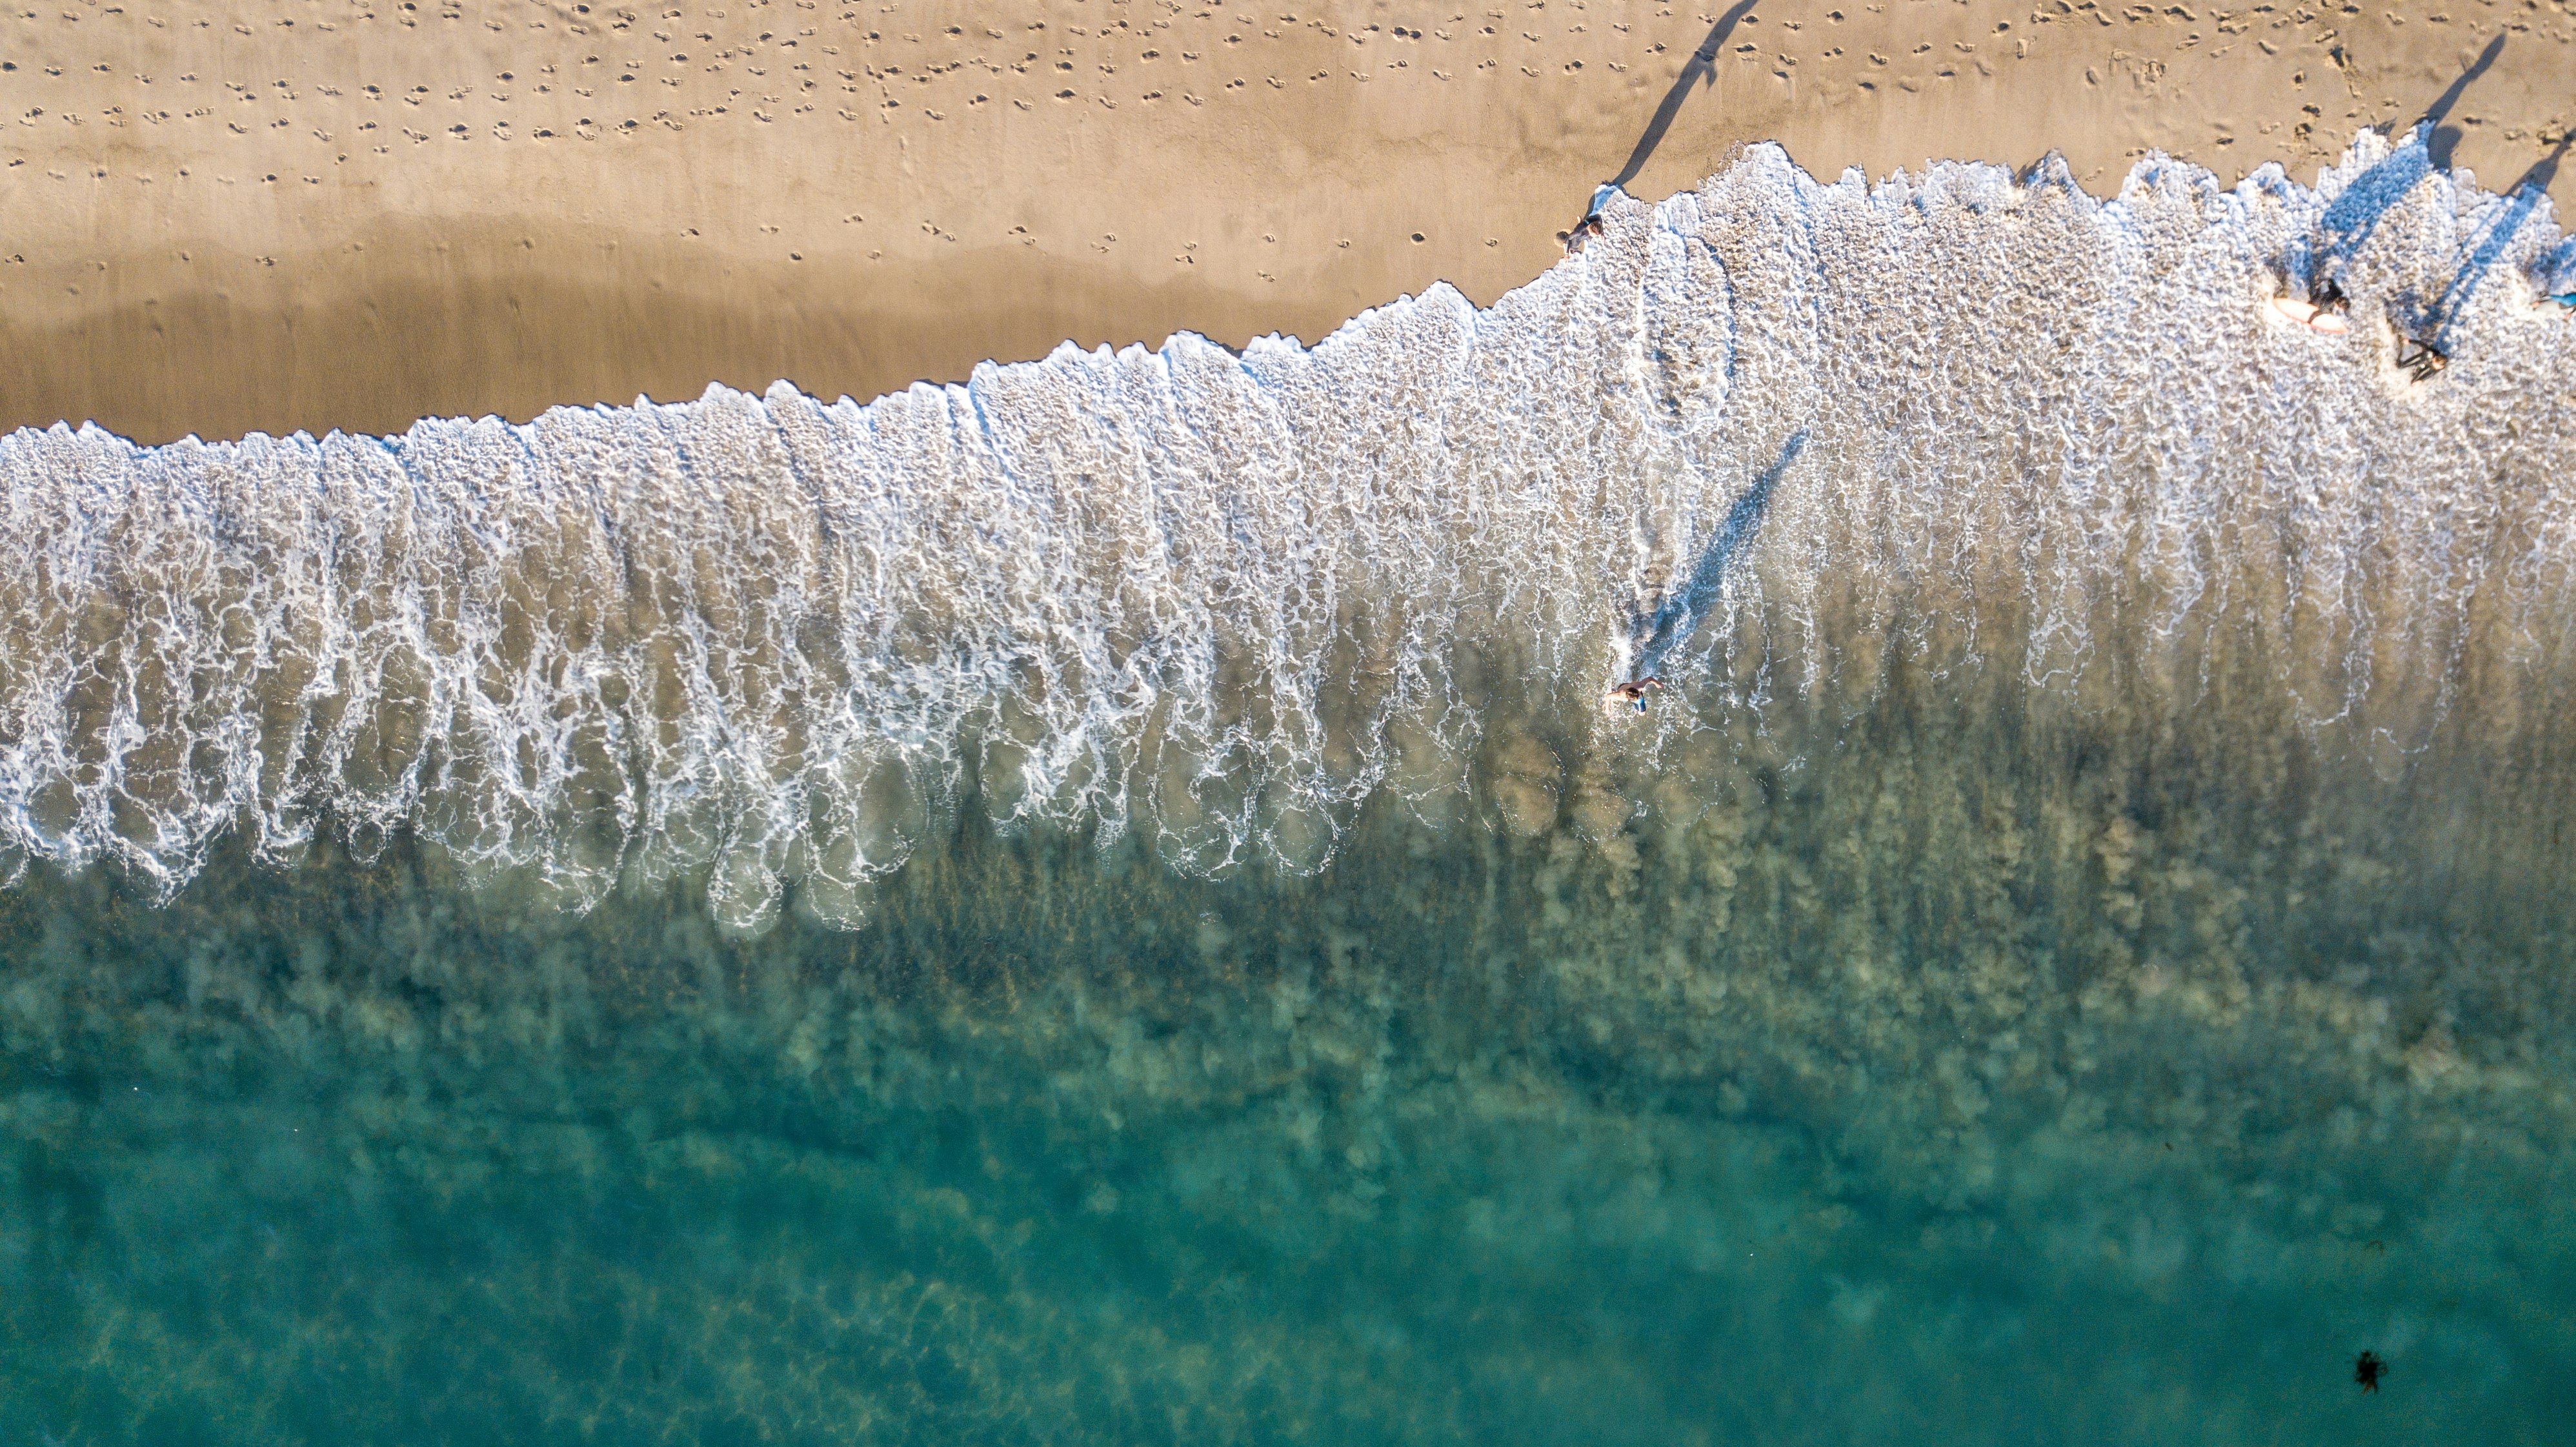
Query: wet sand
[[2, 0, 2570, 444]]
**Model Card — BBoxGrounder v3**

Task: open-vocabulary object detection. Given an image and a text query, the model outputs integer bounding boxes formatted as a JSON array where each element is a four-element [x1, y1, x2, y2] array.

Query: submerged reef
[[2, 762, 2570, 1440]]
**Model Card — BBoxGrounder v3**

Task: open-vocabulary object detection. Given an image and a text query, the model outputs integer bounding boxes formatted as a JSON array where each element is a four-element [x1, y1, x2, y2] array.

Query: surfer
[[1603, 675, 1664, 716], [2395, 331, 2448, 384], [2268, 275, 2352, 334], [2534, 287, 2576, 315]]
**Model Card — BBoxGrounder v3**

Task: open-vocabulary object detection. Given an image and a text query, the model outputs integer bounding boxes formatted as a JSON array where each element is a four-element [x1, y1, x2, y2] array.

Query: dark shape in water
[[1627, 429, 1806, 680], [2355, 1350, 2386, 1393]]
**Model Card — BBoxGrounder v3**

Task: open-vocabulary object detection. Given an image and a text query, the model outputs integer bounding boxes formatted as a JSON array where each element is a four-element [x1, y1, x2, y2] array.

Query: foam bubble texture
[[1, 133, 2571, 929]]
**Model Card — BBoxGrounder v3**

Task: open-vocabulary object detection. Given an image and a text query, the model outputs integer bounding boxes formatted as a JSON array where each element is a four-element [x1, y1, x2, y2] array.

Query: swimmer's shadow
[[1629, 430, 1806, 678]]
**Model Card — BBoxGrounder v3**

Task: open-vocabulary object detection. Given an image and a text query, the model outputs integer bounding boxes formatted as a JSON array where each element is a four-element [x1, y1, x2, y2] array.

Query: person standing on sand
[[1562, 183, 1622, 256]]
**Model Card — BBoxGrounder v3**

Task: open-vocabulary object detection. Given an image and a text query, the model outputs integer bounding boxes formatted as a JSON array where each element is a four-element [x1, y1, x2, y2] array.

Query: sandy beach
[[3, 0, 2569, 445]]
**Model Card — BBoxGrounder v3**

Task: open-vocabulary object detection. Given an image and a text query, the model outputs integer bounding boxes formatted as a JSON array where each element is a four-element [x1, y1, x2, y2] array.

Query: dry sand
[[3, 0, 2570, 444]]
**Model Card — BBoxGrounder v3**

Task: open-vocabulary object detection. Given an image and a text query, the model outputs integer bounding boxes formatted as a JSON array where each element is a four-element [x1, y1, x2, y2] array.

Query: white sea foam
[[2, 132, 2571, 927]]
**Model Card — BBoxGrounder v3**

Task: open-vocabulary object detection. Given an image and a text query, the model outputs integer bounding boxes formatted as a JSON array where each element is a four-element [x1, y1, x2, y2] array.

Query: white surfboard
[[2268, 296, 2351, 334]]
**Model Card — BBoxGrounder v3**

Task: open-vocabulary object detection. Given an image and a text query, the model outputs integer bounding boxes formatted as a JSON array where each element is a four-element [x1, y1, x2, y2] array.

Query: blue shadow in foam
[[1632, 429, 1807, 681]]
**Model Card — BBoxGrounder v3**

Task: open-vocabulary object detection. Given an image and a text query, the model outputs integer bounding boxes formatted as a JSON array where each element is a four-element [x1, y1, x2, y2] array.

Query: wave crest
[[3, 133, 2571, 928]]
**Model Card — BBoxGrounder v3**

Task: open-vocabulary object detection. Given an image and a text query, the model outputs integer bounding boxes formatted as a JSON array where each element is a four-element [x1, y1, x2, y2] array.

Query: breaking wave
[[2, 130, 2571, 929]]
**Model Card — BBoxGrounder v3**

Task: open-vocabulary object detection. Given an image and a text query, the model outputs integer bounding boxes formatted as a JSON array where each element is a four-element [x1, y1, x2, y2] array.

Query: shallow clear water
[[3, 134, 2575, 1442]]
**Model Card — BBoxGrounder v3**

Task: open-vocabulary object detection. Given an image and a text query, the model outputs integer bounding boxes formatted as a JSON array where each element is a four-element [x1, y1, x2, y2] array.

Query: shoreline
[[3, 1, 2569, 445]]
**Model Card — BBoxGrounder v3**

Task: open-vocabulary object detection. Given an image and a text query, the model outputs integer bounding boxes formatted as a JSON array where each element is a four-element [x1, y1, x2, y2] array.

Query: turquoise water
[[5, 134, 2575, 1441]]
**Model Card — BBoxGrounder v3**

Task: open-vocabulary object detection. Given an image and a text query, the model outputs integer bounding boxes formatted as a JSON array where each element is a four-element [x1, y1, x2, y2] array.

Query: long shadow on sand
[[1605, 0, 1760, 194], [2417, 33, 2506, 172]]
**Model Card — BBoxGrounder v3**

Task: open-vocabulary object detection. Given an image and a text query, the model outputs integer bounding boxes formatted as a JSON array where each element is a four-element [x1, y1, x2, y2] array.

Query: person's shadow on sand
[[1606, 0, 1761, 194], [2416, 33, 2506, 173], [2510, 126, 2572, 199]]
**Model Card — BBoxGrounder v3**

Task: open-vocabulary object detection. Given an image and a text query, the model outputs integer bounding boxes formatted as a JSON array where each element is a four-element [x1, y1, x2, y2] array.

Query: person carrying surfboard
[[2269, 276, 2352, 334]]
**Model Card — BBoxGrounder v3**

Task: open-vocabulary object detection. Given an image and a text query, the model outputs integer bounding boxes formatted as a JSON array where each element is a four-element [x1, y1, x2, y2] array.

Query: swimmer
[[2268, 276, 2352, 334], [1564, 212, 1607, 256], [2395, 332, 2448, 384], [1602, 674, 1664, 716]]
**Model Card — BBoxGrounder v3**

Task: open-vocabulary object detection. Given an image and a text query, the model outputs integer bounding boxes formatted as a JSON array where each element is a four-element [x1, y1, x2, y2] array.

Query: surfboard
[[2269, 296, 2351, 334]]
